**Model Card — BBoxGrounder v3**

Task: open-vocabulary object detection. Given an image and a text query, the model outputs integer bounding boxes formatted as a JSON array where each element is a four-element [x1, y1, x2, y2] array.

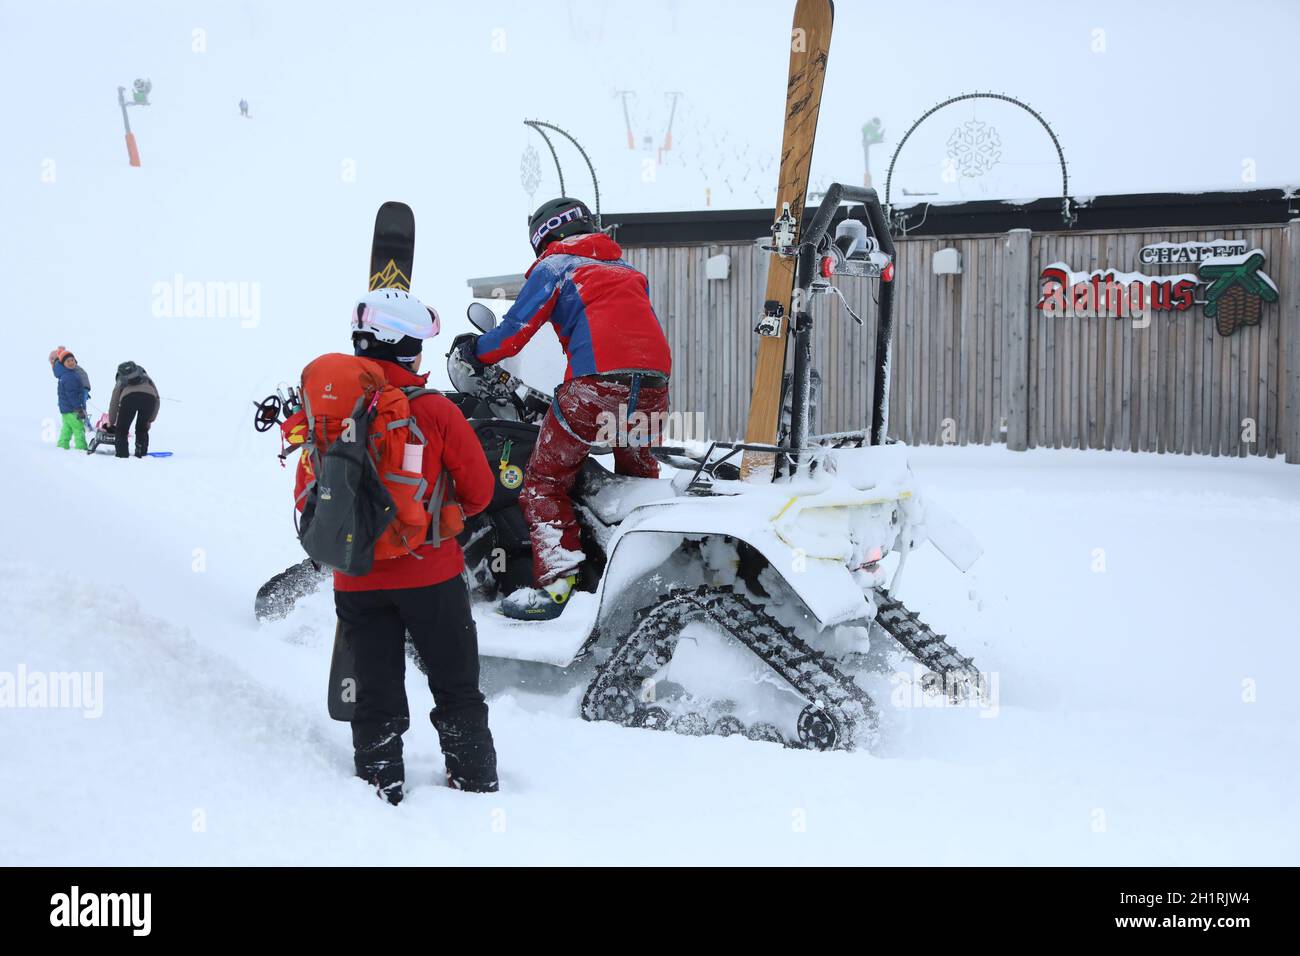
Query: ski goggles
[[352, 303, 440, 343]]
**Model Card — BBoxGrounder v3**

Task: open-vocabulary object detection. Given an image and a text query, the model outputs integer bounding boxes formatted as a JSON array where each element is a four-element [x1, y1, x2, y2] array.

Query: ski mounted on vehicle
[[744, 0, 835, 478]]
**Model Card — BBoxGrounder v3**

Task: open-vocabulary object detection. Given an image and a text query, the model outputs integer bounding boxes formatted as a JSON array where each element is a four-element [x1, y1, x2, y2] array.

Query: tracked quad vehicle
[[437, 184, 985, 751]]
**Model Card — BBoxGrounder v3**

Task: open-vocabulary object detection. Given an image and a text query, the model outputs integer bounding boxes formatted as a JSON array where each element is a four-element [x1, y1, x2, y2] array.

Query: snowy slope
[[3, 419, 1297, 864]]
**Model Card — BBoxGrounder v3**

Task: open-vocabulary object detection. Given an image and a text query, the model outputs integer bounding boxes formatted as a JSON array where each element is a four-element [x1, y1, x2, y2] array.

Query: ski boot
[[435, 714, 499, 793], [355, 720, 405, 805], [499, 574, 576, 622], [357, 759, 404, 805]]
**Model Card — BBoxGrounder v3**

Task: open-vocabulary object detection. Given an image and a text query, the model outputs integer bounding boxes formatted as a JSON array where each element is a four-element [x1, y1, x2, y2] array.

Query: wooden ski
[[741, 0, 833, 478]]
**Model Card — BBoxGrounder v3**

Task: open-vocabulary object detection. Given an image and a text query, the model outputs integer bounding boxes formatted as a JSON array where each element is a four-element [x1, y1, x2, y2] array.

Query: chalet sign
[[1038, 241, 1277, 337], [1138, 239, 1247, 267]]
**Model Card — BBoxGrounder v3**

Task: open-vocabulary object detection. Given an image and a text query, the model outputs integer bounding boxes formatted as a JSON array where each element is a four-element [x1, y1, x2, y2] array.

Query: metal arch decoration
[[884, 92, 1074, 229], [523, 119, 602, 225]]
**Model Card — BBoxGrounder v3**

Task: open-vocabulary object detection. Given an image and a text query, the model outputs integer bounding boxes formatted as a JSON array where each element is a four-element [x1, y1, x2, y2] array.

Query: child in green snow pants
[[51, 347, 90, 450], [57, 411, 88, 450]]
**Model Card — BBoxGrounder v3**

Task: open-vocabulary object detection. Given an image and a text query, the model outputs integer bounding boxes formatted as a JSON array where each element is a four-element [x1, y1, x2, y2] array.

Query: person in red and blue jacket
[[463, 197, 672, 620]]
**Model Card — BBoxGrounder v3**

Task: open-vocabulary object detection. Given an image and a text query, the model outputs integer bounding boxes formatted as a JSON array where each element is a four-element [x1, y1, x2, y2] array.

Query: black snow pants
[[115, 392, 158, 458], [334, 575, 498, 796]]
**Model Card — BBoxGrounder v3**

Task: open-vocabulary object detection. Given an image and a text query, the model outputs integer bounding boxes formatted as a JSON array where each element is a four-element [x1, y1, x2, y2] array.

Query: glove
[[454, 335, 485, 371], [76, 409, 86, 421]]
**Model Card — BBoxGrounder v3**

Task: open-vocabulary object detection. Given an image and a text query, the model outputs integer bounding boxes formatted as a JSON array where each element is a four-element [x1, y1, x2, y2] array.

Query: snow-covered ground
[[3, 420, 1296, 865]]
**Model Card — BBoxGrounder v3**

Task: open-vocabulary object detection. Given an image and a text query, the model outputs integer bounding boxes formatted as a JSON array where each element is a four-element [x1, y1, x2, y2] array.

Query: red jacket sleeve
[[422, 394, 494, 519]]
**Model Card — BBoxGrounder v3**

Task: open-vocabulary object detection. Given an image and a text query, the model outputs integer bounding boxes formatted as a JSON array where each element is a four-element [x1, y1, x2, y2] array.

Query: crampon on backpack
[[293, 353, 463, 576]]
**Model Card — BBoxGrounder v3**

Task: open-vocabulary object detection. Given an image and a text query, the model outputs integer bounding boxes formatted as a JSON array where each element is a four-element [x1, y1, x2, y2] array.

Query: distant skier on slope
[[49, 347, 89, 451], [238, 98, 249, 118], [108, 362, 159, 459], [457, 197, 672, 621], [300, 290, 499, 803]]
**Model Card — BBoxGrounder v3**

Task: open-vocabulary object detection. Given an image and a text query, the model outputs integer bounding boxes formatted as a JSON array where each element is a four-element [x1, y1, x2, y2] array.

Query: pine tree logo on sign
[[1201, 251, 1278, 336]]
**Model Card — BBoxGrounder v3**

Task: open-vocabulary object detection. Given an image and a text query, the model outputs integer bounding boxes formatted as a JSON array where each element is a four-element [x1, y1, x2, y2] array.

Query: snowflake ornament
[[520, 144, 541, 200], [946, 120, 1002, 178]]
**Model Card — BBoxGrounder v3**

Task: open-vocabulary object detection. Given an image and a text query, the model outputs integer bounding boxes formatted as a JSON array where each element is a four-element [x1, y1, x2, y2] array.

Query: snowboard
[[328, 622, 429, 722], [326, 201, 419, 719], [254, 557, 331, 621], [326, 622, 355, 721], [368, 201, 415, 292], [741, 0, 833, 478]]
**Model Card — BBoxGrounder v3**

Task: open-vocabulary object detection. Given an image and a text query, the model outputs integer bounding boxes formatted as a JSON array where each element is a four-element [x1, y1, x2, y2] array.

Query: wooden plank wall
[[1024, 224, 1288, 457], [623, 221, 1293, 458]]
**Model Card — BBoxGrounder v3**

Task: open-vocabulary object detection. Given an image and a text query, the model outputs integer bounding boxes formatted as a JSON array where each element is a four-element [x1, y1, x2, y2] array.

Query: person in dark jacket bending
[[108, 362, 160, 458]]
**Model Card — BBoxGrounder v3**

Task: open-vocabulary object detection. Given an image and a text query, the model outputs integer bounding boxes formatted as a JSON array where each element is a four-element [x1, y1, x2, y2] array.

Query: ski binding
[[767, 202, 799, 256], [755, 299, 785, 337]]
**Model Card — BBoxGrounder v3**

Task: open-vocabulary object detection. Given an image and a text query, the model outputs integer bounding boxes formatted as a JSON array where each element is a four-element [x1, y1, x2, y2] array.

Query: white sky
[[1, 0, 1295, 371]]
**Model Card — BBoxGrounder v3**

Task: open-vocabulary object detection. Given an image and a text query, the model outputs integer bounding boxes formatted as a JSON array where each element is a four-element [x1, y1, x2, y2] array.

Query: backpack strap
[[401, 386, 441, 400], [301, 389, 316, 438], [297, 389, 320, 524], [384, 385, 439, 446], [385, 386, 461, 551], [383, 471, 429, 503], [424, 471, 461, 550], [385, 417, 426, 445]]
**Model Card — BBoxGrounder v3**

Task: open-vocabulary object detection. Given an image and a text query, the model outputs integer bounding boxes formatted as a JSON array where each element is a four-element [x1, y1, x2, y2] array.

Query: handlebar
[[786, 183, 897, 462], [800, 184, 895, 261]]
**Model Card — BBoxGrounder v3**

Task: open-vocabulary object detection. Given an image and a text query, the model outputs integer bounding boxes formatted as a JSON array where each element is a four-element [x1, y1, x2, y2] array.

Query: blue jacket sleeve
[[475, 259, 565, 364], [52, 364, 85, 412]]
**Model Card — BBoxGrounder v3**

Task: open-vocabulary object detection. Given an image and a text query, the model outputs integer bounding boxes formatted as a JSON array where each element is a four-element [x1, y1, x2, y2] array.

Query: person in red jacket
[[459, 197, 672, 621], [333, 289, 498, 803]]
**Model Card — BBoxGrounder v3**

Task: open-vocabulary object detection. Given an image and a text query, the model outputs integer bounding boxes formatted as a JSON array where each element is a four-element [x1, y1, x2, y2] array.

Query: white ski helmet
[[352, 288, 440, 344]]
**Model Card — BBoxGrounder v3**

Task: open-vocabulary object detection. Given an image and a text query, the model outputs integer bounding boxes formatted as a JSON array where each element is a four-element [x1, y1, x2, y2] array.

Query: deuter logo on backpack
[[292, 353, 461, 575]]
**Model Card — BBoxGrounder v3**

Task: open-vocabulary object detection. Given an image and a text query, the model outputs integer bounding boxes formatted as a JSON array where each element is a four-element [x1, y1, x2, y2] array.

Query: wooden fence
[[621, 218, 1300, 462]]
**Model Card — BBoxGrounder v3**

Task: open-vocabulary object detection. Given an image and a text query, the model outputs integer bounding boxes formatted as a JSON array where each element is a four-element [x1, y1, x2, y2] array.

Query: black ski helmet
[[528, 197, 596, 256]]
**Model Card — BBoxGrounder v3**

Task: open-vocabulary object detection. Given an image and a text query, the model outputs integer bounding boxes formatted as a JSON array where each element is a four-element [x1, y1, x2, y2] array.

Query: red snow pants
[[521, 375, 669, 585]]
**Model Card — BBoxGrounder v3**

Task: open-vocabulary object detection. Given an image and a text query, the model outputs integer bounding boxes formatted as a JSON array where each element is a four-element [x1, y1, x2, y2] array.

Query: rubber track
[[872, 590, 983, 697], [581, 585, 878, 750]]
